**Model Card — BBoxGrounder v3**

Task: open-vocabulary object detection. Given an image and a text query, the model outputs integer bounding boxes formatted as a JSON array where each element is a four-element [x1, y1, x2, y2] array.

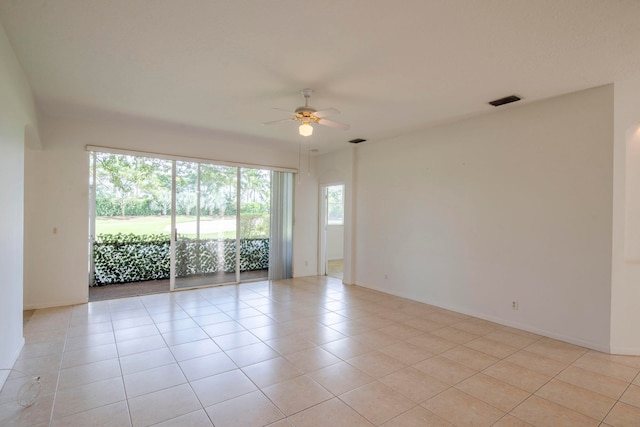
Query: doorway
[[320, 184, 345, 280]]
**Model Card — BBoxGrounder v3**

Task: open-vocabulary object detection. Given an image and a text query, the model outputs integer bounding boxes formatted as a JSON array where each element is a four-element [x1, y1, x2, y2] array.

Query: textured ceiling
[[1, 0, 640, 153]]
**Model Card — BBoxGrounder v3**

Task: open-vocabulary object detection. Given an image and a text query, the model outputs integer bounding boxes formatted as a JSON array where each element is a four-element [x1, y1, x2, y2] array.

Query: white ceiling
[[2, 0, 640, 154]]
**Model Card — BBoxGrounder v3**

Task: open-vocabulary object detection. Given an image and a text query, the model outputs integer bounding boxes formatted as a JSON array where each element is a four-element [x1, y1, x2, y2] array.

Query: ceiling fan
[[264, 88, 350, 136]]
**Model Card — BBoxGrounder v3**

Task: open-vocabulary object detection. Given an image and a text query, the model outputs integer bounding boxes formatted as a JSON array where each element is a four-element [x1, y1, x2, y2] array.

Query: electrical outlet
[[512, 300, 519, 310]]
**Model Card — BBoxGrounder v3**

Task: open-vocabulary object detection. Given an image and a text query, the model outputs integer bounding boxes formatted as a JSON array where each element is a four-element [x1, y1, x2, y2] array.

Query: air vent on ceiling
[[489, 95, 521, 107], [349, 138, 367, 144]]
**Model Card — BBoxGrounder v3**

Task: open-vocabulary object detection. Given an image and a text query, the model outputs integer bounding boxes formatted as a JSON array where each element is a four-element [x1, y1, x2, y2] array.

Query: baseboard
[[609, 345, 640, 356], [0, 336, 25, 389], [24, 297, 88, 310], [355, 281, 612, 354]]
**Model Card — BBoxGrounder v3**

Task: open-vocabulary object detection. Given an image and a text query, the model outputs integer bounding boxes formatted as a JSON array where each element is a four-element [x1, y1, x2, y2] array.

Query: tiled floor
[[2, 276, 640, 426]]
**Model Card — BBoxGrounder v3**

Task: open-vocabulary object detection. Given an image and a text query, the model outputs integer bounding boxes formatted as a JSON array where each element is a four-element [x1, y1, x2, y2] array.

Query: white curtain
[[269, 171, 293, 280]]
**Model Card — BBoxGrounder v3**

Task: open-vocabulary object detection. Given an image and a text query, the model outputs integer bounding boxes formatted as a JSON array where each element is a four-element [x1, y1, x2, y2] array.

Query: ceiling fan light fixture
[[299, 122, 313, 136]]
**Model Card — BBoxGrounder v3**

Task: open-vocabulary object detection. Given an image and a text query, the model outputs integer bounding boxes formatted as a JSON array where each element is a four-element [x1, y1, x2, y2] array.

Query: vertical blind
[[269, 171, 294, 280]]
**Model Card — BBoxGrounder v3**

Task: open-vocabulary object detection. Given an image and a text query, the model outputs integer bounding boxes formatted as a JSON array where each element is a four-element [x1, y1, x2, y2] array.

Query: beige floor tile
[[123, 363, 187, 398], [178, 352, 238, 382], [192, 312, 232, 327], [190, 369, 257, 407], [66, 321, 113, 338], [377, 323, 425, 340], [484, 330, 541, 349], [379, 367, 450, 403], [241, 356, 303, 388], [378, 341, 435, 365], [161, 327, 209, 346], [555, 366, 629, 399], [524, 338, 588, 364], [585, 350, 640, 370], [262, 375, 332, 415], [113, 324, 159, 343], [236, 314, 276, 329], [116, 334, 167, 357], [60, 343, 118, 369], [21, 340, 66, 359], [52, 376, 126, 419], [296, 325, 347, 345], [492, 414, 535, 426], [119, 347, 176, 375], [265, 413, 293, 426], [152, 409, 213, 427], [535, 379, 616, 420], [620, 384, 640, 409], [425, 310, 469, 325], [572, 352, 639, 382], [57, 358, 122, 390], [451, 319, 500, 336], [321, 336, 375, 360], [307, 361, 375, 395], [205, 390, 284, 427], [128, 383, 202, 427], [352, 330, 400, 348], [483, 360, 551, 393], [284, 346, 341, 373], [169, 338, 221, 362], [406, 333, 458, 354], [213, 330, 261, 350], [413, 355, 477, 385], [381, 406, 453, 426], [0, 392, 55, 427], [464, 336, 519, 359], [289, 397, 374, 426], [347, 351, 407, 378], [265, 334, 318, 355], [340, 381, 416, 425], [201, 320, 245, 337], [422, 387, 504, 426], [455, 373, 529, 412], [402, 318, 447, 332], [510, 395, 599, 427], [506, 350, 568, 376], [225, 341, 280, 367], [603, 401, 640, 426], [17, 278, 640, 427], [50, 401, 131, 427], [440, 345, 499, 371], [430, 326, 479, 344]]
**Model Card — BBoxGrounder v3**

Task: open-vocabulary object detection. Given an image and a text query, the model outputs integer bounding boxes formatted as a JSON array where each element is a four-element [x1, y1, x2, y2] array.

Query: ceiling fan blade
[[272, 107, 297, 115], [263, 117, 295, 126], [317, 118, 350, 130], [313, 107, 340, 118]]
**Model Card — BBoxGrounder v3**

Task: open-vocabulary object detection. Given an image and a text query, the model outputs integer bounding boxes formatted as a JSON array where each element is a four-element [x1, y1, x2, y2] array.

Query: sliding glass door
[[239, 168, 270, 281], [89, 149, 290, 295], [173, 162, 239, 289]]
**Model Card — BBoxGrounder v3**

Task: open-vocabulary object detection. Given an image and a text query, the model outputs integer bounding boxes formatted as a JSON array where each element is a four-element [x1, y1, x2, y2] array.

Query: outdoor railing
[[92, 234, 269, 286]]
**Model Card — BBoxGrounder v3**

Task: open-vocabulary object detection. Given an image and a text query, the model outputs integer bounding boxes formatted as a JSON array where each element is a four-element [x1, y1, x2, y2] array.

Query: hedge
[[93, 233, 269, 285]]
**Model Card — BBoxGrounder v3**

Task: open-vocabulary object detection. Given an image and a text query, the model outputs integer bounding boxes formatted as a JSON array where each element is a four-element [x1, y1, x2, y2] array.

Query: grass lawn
[[96, 215, 176, 235], [95, 215, 240, 239]]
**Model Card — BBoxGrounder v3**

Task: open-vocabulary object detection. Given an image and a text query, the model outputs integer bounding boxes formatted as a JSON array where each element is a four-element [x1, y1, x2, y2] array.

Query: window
[[327, 185, 344, 225]]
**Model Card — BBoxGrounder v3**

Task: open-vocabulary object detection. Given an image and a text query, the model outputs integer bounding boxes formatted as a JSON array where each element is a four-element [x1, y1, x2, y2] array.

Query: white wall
[[355, 86, 614, 351], [610, 77, 640, 354], [0, 23, 38, 384], [24, 115, 315, 308]]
